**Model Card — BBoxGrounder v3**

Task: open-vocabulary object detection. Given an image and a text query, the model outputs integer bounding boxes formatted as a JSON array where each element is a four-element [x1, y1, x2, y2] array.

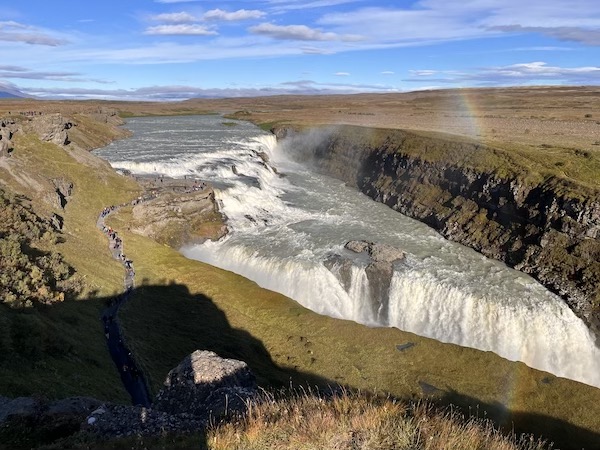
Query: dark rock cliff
[[275, 125, 600, 341]]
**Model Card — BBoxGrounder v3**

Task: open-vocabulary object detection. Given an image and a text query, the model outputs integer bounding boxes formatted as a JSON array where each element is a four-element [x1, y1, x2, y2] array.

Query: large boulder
[[131, 188, 226, 247], [154, 350, 257, 420], [51, 177, 73, 209]]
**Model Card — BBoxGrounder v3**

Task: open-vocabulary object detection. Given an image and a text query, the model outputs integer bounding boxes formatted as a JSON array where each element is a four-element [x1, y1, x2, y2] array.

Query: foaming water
[[96, 115, 600, 388]]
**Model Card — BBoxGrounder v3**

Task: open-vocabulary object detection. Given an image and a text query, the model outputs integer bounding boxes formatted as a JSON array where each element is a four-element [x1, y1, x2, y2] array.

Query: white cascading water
[[95, 115, 600, 388]]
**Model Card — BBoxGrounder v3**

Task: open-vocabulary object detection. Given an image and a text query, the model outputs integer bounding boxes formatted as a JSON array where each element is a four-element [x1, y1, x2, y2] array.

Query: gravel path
[[97, 199, 153, 407]]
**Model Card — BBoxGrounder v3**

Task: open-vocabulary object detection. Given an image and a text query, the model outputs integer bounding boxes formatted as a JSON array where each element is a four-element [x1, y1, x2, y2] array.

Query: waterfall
[[97, 115, 600, 388]]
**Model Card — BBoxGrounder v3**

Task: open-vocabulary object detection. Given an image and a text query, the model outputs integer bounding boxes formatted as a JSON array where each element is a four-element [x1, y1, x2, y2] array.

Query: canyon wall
[[274, 125, 600, 340]]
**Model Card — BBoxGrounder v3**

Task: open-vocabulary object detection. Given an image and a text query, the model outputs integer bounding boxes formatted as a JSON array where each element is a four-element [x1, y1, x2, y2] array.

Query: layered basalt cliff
[[274, 125, 600, 340]]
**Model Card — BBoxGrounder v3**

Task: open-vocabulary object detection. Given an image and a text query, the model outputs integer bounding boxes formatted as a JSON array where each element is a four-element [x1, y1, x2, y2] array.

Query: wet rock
[[345, 240, 406, 263], [154, 350, 257, 420], [326, 241, 406, 323]]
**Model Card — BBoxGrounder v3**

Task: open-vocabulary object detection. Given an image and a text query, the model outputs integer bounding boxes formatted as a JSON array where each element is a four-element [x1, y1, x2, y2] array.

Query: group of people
[[100, 206, 136, 289]]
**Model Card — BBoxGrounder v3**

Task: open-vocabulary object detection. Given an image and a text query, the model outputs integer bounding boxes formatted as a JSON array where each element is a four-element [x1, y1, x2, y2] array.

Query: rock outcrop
[[154, 350, 257, 420], [51, 177, 73, 209], [325, 241, 406, 324], [83, 350, 257, 439], [0, 396, 103, 446], [276, 125, 600, 340], [131, 184, 226, 248], [1, 351, 258, 442], [0, 118, 16, 157], [23, 113, 74, 146], [83, 404, 203, 439]]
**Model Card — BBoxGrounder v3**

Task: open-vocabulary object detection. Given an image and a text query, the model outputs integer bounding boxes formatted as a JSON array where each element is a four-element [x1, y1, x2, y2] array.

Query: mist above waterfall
[[97, 115, 600, 388]]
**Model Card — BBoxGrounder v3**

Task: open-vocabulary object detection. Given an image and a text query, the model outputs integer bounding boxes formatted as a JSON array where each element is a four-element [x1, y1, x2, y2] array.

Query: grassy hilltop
[[0, 90, 600, 448]]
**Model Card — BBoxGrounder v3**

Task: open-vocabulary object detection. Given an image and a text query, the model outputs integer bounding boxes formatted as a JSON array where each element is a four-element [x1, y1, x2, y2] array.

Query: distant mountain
[[0, 91, 24, 99], [0, 83, 28, 99]]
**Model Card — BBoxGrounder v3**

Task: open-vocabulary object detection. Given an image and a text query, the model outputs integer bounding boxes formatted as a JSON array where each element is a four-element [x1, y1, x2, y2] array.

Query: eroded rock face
[[51, 177, 73, 209], [154, 350, 257, 420], [325, 241, 406, 324], [24, 113, 74, 146], [0, 119, 15, 157], [0, 139, 10, 157], [131, 188, 226, 248]]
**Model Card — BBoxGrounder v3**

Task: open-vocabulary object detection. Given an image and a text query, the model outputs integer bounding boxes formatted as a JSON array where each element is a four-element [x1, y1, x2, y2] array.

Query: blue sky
[[1, 0, 600, 100]]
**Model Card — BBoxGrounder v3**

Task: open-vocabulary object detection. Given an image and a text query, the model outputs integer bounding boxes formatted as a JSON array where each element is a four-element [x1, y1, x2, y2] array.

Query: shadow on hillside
[[119, 281, 600, 450], [120, 281, 332, 393], [2, 282, 599, 449], [439, 389, 600, 450]]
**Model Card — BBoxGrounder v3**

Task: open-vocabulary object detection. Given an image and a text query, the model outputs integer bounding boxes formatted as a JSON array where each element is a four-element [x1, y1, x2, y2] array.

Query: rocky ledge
[[131, 178, 227, 248], [0, 351, 257, 443]]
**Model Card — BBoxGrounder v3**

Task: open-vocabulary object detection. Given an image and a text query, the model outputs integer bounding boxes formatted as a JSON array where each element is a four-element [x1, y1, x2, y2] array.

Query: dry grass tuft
[[208, 390, 550, 450]]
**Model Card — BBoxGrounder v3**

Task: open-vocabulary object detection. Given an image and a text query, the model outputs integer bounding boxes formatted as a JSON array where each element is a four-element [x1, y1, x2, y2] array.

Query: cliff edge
[[275, 125, 600, 341]]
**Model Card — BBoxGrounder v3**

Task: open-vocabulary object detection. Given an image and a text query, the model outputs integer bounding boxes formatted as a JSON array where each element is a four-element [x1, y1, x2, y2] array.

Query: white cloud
[[381, 71, 394, 75], [317, 1, 600, 48], [410, 70, 438, 76], [493, 25, 600, 46], [265, 0, 364, 13], [476, 61, 600, 80], [335, 72, 350, 76], [0, 21, 68, 46], [152, 12, 198, 23], [403, 61, 600, 86], [203, 9, 267, 22], [249, 22, 361, 41], [154, 0, 200, 3], [144, 24, 218, 36]]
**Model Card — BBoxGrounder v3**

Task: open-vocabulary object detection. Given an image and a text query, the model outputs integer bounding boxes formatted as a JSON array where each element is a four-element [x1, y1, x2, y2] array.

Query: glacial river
[[95, 115, 600, 388]]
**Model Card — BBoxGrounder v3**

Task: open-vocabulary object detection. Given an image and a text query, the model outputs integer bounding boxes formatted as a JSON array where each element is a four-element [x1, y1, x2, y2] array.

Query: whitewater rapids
[[95, 115, 600, 388]]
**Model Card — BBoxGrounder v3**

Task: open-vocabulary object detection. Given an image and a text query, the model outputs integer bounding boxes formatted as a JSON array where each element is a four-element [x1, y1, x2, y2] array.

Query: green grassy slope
[[108, 209, 600, 448], [0, 128, 140, 402]]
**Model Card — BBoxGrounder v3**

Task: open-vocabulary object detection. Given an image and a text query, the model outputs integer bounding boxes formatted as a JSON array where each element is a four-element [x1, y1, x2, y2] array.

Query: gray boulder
[[154, 350, 257, 420], [345, 240, 406, 263]]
